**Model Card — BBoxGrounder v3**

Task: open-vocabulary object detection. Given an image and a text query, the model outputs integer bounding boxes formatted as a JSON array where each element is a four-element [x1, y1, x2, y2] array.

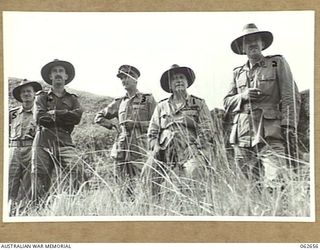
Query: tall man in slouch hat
[[32, 59, 84, 202], [224, 24, 301, 194], [94, 65, 157, 197], [9, 79, 42, 210]]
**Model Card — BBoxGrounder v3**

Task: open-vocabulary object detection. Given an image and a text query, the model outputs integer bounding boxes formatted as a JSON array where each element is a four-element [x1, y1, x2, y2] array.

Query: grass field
[[7, 78, 311, 218], [10, 136, 310, 218]]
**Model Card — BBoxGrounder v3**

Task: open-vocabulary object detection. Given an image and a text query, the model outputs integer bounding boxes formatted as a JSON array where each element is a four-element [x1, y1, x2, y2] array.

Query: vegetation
[[7, 78, 311, 218]]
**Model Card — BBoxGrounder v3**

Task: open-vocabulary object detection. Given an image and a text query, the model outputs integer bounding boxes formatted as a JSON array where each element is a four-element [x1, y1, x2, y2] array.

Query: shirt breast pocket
[[258, 71, 276, 95], [132, 104, 148, 121], [61, 98, 74, 110], [182, 109, 199, 123], [118, 110, 126, 123], [159, 113, 171, 129], [236, 78, 247, 93]]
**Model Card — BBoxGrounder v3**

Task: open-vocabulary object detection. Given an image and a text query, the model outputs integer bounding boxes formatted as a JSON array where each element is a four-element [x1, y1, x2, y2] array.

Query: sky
[[3, 11, 314, 109]]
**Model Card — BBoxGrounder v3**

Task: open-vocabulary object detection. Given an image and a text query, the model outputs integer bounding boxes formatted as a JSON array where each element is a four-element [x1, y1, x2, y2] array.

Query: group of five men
[[8, 23, 300, 212]]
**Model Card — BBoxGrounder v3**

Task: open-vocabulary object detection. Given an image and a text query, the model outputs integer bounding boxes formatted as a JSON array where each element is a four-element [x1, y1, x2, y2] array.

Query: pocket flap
[[236, 78, 247, 88], [258, 71, 276, 81]]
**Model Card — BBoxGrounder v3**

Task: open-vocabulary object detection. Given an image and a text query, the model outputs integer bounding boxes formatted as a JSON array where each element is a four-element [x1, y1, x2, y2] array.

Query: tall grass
[[10, 130, 310, 218]]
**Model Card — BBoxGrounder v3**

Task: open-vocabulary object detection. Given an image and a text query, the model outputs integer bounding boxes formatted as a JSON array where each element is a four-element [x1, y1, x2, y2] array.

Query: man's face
[[49, 65, 68, 88], [121, 75, 137, 91], [20, 85, 35, 103], [242, 34, 263, 59], [169, 73, 188, 93]]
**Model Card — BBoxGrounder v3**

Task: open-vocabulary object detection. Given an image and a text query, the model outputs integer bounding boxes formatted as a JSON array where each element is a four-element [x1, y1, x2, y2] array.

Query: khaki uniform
[[147, 94, 215, 194], [9, 106, 36, 202], [32, 89, 84, 200], [223, 55, 300, 186], [95, 91, 156, 192]]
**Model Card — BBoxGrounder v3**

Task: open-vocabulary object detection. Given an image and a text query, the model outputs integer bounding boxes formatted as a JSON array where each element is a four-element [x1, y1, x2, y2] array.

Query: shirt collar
[[18, 106, 24, 114], [19, 106, 33, 114], [48, 88, 69, 97], [125, 90, 141, 99], [243, 56, 266, 71], [168, 93, 191, 109]]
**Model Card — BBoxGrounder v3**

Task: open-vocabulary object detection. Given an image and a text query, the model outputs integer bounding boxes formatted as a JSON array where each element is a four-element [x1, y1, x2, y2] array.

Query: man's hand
[[241, 88, 262, 101], [99, 119, 114, 129], [47, 110, 56, 115]]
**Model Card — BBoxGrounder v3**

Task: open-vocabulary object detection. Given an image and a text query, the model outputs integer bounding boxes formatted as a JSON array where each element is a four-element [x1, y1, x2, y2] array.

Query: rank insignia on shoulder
[[189, 95, 203, 105], [10, 107, 19, 119], [190, 95, 202, 102], [141, 95, 146, 103], [272, 61, 277, 67]]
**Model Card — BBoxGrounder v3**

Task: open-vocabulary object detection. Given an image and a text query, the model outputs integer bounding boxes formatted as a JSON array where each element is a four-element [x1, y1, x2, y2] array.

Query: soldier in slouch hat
[[9, 79, 42, 212], [147, 64, 215, 197], [224, 24, 301, 205], [32, 59, 84, 202]]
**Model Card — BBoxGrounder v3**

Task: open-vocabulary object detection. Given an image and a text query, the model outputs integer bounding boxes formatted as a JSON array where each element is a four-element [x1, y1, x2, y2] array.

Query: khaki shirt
[[148, 94, 214, 165], [33, 89, 83, 148], [95, 91, 157, 161], [9, 106, 36, 141], [224, 55, 301, 147]]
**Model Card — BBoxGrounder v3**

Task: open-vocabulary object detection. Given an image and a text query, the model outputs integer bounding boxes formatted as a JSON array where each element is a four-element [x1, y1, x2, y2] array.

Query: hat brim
[[231, 31, 273, 55], [116, 72, 138, 81], [41, 60, 75, 85], [13, 81, 42, 102], [160, 67, 195, 93]]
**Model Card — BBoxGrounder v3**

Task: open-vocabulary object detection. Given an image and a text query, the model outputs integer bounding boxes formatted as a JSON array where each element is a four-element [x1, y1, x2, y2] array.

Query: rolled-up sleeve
[[94, 99, 120, 125]]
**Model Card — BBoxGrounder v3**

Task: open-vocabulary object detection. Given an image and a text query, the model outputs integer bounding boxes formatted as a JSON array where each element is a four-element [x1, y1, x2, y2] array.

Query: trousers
[[233, 139, 287, 188], [8, 146, 32, 202], [31, 146, 86, 201]]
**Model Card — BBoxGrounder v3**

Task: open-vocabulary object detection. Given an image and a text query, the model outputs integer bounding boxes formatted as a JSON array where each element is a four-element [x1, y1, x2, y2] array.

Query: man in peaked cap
[[94, 64, 157, 198], [31, 59, 84, 203], [8, 79, 42, 213], [146, 64, 215, 199], [224, 23, 300, 210]]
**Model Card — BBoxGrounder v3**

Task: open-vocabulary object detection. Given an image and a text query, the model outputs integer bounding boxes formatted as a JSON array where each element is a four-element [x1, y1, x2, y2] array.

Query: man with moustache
[[94, 65, 156, 198], [9, 79, 42, 211], [223, 24, 301, 199], [32, 59, 84, 202]]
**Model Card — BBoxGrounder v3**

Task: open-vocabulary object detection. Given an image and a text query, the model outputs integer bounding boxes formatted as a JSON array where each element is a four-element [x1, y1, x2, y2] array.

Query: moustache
[[54, 75, 63, 80], [175, 84, 185, 87]]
